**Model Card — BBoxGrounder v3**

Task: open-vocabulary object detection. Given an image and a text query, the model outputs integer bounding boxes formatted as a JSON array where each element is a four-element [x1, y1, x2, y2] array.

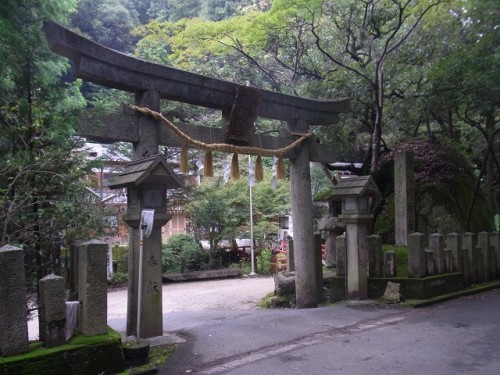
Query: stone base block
[[0, 328, 124, 375]]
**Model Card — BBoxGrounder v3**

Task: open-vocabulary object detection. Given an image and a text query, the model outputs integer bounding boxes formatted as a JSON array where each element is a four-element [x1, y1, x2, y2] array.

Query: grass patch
[[382, 245, 408, 278], [257, 292, 275, 309]]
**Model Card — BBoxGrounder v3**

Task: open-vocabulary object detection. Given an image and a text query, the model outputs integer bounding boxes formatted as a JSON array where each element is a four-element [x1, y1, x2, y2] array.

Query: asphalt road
[[157, 288, 500, 375]]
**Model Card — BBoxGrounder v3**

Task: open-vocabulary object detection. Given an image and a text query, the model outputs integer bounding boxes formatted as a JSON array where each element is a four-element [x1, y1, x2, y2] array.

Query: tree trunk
[[370, 65, 384, 175]]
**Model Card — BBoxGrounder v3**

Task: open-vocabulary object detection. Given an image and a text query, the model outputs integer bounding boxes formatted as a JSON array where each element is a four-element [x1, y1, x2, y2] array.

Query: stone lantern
[[329, 176, 381, 300], [109, 155, 183, 338]]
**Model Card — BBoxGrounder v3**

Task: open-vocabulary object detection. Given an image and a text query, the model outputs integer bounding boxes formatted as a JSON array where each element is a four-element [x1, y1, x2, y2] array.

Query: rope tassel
[[231, 153, 240, 179], [255, 155, 264, 182], [204, 150, 214, 177], [180, 145, 189, 173]]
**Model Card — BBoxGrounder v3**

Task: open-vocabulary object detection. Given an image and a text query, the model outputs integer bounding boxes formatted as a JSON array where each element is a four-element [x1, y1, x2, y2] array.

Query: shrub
[[162, 234, 207, 273], [108, 272, 128, 287], [257, 248, 273, 275]]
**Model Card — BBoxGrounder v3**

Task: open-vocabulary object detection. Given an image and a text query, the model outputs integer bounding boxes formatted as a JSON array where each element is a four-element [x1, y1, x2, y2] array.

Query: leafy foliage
[[186, 165, 290, 250], [0, 0, 111, 282], [161, 233, 207, 272], [375, 139, 493, 239]]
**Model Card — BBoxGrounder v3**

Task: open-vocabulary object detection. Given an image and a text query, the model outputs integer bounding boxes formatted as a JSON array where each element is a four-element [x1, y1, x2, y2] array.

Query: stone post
[[475, 245, 485, 283], [0, 245, 29, 356], [78, 240, 108, 336], [462, 232, 477, 284], [429, 233, 445, 274], [447, 233, 463, 274], [323, 231, 336, 268], [126, 220, 166, 337], [491, 232, 500, 278], [341, 216, 371, 299], [336, 234, 346, 277], [443, 250, 453, 273], [39, 274, 66, 347], [462, 249, 471, 287], [478, 232, 492, 281], [394, 151, 415, 246], [384, 251, 397, 277], [289, 129, 317, 308], [69, 242, 80, 301], [286, 239, 295, 273], [408, 233, 426, 278], [425, 250, 435, 276], [315, 233, 323, 299], [367, 234, 383, 277]]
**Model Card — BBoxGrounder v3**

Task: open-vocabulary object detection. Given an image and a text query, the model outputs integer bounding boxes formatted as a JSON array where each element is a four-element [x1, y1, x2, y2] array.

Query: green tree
[[186, 165, 290, 251], [424, 0, 500, 228], [0, 0, 110, 282], [72, 0, 140, 52], [134, 0, 444, 175]]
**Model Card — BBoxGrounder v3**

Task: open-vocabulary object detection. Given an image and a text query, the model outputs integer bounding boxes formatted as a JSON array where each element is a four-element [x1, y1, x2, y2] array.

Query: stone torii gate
[[44, 21, 350, 338]]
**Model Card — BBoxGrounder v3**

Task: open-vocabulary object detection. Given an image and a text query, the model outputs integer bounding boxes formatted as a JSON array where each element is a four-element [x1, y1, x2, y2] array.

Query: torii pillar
[[289, 120, 317, 308]]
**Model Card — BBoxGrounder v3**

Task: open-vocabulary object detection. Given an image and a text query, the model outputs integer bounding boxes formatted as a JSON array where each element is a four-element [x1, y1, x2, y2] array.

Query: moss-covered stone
[[0, 328, 125, 375]]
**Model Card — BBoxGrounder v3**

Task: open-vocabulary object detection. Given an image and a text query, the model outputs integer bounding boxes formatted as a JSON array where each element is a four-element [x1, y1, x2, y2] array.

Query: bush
[[257, 248, 273, 275], [112, 245, 129, 273], [108, 272, 128, 287], [162, 234, 208, 273]]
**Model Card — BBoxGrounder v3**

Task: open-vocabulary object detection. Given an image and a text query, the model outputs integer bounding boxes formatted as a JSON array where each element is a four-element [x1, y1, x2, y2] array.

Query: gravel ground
[[28, 276, 275, 340]]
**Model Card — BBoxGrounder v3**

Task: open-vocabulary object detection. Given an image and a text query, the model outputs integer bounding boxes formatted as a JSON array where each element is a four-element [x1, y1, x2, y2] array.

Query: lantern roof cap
[[108, 155, 183, 189]]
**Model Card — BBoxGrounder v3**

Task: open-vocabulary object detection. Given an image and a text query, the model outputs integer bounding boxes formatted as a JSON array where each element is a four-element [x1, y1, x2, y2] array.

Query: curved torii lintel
[[43, 21, 349, 125]]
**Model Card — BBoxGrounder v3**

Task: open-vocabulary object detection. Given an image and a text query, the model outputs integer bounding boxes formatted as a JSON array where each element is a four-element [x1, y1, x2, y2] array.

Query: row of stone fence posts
[[0, 241, 108, 357], [406, 232, 500, 284], [334, 231, 500, 285]]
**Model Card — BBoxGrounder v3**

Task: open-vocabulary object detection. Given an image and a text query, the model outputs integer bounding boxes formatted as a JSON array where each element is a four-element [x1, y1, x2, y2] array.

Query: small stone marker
[[491, 232, 500, 277], [384, 251, 397, 277], [447, 233, 463, 274], [382, 281, 401, 303], [462, 233, 477, 283], [408, 233, 425, 278], [39, 274, 67, 347], [478, 232, 493, 281], [336, 234, 346, 277], [78, 240, 108, 336], [429, 233, 445, 274], [443, 250, 453, 273], [425, 250, 435, 276], [367, 234, 383, 277], [0, 245, 29, 356]]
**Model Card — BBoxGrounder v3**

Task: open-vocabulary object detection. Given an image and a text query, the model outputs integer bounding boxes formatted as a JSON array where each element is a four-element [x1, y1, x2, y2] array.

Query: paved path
[[158, 288, 500, 375]]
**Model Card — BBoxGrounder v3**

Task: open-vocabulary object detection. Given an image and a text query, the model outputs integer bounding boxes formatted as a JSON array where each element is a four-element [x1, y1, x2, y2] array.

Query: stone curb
[[407, 280, 500, 308]]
